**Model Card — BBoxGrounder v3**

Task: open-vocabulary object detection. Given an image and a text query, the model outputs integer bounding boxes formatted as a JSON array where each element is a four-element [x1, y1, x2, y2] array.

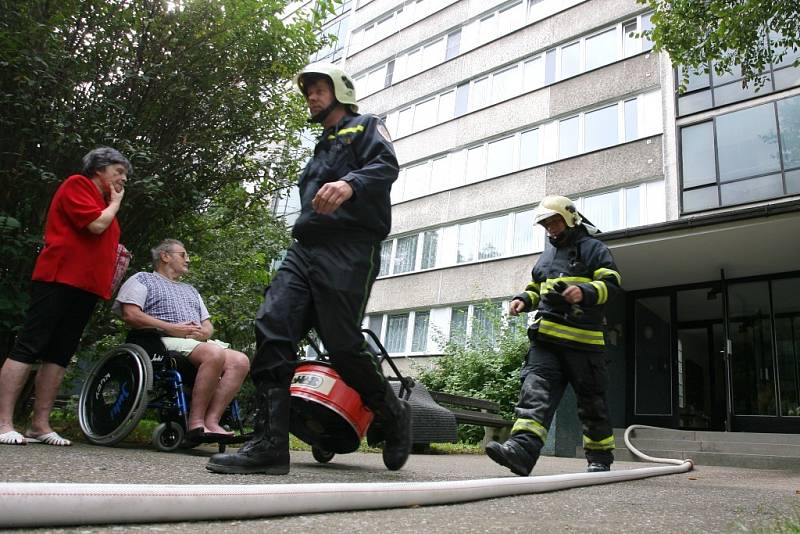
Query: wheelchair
[[78, 329, 249, 453]]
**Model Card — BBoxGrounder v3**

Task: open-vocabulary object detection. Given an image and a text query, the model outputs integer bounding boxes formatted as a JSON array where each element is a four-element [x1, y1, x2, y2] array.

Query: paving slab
[[0, 441, 798, 533]]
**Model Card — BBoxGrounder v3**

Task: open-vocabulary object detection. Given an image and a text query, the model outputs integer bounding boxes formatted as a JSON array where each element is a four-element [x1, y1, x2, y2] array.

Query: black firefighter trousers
[[514, 338, 615, 465], [251, 240, 387, 405]]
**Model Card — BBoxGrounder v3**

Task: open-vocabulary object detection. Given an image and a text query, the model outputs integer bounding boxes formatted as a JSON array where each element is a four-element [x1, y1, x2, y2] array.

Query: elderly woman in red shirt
[[0, 147, 130, 446]]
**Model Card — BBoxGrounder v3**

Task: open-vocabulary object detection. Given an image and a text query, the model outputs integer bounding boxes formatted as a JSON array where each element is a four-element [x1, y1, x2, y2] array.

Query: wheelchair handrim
[[78, 344, 153, 445]]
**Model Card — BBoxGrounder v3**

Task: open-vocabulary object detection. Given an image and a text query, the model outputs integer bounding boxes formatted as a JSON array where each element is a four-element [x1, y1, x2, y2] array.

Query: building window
[[421, 230, 439, 269], [513, 209, 538, 253], [393, 235, 418, 274], [676, 36, 800, 117], [586, 28, 617, 71], [454, 83, 470, 117], [492, 65, 521, 103], [519, 128, 539, 168], [624, 98, 638, 141], [430, 156, 450, 193], [450, 306, 468, 346], [623, 19, 639, 58], [445, 30, 461, 60], [379, 241, 392, 276], [560, 41, 581, 79], [413, 98, 437, 132], [584, 104, 619, 152], [487, 136, 515, 177], [457, 221, 478, 263], [559, 116, 580, 158], [523, 56, 543, 92], [471, 77, 490, 110], [680, 94, 800, 212], [396, 107, 413, 137], [367, 315, 383, 338], [384, 59, 395, 87], [405, 162, 430, 200], [716, 103, 780, 182], [437, 90, 455, 123], [473, 302, 502, 345], [478, 14, 497, 43], [544, 49, 557, 84], [582, 190, 622, 232], [385, 314, 409, 353], [478, 215, 508, 259], [411, 311, 429, 352], [466, 145, 486, 183]]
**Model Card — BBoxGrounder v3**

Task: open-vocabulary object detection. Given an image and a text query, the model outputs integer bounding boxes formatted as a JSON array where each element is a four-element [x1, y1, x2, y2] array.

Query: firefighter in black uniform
[[207, 62, 411, 474], [485, 195, 621, 476]]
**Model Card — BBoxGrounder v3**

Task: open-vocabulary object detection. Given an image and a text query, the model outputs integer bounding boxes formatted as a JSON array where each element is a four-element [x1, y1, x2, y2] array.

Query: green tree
[[639, 0, 800, 91], [0, 0, 330, 351]]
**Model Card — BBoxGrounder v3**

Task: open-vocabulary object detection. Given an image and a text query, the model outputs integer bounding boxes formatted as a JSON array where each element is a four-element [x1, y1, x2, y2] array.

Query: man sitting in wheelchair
[[112, 238, 250, 439]]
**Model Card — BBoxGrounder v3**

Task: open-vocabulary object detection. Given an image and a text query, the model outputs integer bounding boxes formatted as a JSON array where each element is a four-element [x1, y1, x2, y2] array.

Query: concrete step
[[586, 427, 800, 470], [618, 427, 800, 445], [621, 438, 800, 457], [611, 447, 800, 470]]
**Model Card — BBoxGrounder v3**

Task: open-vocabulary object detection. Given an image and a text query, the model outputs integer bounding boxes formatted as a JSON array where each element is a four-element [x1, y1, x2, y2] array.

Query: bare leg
[[27, 362, 67, 436], [0, 359, 33, 435], [186, 343, 226, 432], [204, 350, 250, 433]]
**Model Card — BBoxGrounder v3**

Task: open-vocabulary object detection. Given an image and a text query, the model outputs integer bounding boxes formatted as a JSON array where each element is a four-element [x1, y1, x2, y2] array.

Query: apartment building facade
[[274, 0, 800, 434]]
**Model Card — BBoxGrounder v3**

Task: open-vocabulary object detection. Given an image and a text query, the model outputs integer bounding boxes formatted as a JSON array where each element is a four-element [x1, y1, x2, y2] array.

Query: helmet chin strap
[[548, 226, 573, 246], [309, 100, 340, 124]]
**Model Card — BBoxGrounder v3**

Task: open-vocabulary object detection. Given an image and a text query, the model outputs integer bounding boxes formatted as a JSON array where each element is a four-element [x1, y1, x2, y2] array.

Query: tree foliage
[[639, 0, 800, 91], [0, 0, 329, 352]]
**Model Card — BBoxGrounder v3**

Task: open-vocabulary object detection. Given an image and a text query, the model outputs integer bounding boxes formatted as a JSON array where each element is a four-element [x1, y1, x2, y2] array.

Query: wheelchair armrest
[[125, 329, 169, 357]]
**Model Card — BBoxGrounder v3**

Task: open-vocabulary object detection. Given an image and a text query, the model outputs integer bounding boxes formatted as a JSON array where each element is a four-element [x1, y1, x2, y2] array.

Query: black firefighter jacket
[[292, 113, 399, 245], [514, 226, 622, 352]]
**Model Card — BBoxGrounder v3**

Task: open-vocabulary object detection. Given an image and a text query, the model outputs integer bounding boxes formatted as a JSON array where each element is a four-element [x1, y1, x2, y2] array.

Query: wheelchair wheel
[[78, 343, 153, 446], [312, 446, 335, 463], [152, 422, 185, 452]]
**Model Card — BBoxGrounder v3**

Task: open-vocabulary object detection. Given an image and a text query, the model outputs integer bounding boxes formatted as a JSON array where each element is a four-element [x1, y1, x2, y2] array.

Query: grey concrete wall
[[545, 136, 664, 196], [366, 254, 534, 312]]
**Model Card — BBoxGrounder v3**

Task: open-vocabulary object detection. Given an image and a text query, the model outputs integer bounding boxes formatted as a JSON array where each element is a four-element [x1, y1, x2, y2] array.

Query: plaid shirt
[[113, 272, 209, 324]]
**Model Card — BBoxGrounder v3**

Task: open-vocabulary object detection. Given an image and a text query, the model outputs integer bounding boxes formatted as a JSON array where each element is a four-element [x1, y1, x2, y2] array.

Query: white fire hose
[[0, 425, 692, 528]]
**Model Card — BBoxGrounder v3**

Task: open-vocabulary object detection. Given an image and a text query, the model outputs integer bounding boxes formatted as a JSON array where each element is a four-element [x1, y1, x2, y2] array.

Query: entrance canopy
[[606, 208, 800, 291]]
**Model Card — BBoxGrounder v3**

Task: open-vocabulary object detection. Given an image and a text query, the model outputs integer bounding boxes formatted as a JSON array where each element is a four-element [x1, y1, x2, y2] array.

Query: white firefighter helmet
[[294, 62, 358, 112], [534, 195, 582, 228]]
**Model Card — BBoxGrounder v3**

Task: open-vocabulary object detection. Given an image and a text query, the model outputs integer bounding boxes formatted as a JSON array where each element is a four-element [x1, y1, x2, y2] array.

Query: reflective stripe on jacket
[[514, 227, 621, 351]]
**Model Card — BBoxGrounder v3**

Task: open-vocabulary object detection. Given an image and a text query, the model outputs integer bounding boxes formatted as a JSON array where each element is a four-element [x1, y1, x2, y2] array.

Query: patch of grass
[[734, 511, 800, 533], [47, 405, 483, 456]]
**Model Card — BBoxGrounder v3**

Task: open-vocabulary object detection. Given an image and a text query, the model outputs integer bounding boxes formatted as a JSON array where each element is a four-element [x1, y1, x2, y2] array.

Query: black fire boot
[[485, 432, 543, 476], [586, 449, 613, 473], [366, 382, 412, 471], [206, 385, 290, 475]]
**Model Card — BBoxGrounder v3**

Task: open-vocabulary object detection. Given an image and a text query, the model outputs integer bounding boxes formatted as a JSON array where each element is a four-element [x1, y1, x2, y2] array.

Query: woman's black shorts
[[8, 281, 98, 368]]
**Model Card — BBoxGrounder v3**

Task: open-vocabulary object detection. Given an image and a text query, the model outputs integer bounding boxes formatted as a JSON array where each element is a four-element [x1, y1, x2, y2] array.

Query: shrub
[[416, 316, 528, 443]]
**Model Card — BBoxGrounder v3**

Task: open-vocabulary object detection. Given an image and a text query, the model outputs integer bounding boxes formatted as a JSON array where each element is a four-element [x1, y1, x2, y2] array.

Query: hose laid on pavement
[[0, 425, 692, 528]]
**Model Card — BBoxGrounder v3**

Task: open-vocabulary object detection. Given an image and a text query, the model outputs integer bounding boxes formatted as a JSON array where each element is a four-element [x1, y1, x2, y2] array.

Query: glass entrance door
[[676, 324, 726, 430]]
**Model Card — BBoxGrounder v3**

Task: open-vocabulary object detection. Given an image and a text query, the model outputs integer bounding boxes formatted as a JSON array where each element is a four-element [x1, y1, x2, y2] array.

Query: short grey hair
[[151, 239, 184, 268], [81, 147, 132, 178]]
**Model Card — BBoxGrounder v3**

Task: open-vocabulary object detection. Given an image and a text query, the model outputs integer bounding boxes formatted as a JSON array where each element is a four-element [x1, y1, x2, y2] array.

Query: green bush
[[416, 314, 529, 443]]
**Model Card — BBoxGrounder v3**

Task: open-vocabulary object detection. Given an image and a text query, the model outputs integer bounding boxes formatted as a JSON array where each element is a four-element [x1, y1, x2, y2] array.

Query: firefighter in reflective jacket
[[207, 62, 411, 475], [485, 195, 622, 476]]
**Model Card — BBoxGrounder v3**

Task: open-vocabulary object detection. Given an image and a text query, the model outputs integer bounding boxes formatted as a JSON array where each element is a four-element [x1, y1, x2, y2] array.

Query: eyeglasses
[[167, 250, 189, 259]]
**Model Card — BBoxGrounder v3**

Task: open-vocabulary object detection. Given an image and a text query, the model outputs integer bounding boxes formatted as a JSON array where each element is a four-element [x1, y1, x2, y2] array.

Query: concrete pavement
[[0, 441, 798, 533]]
